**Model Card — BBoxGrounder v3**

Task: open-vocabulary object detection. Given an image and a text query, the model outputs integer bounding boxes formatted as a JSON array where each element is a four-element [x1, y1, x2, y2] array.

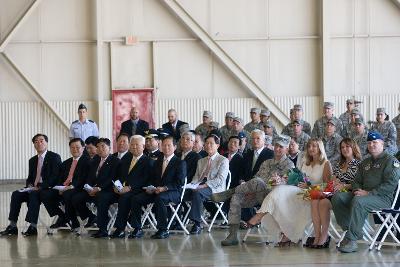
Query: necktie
[[128, 157, 137, 173], [64, 159, 78, 186], [252, 151, 259, 170], [96, 158, 106, 176], [162, 159, 169, 177], [131, 121, 137, 135], [201, 157, 212, 180], [34, 156, 44, 187], [228, 154, 232, 161]]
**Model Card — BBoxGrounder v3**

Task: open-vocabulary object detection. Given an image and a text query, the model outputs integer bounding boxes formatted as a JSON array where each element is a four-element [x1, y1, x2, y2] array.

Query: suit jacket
[[162, 120, 187, 140], [118, 153, 154, 194], [243, 148, 274, 181], [112, 151, 130, 162], [151, 155, 186, 192], [26, 151, 62, 189], [120, 119, 149, 137], [191, 153, 229, 193], [58, 155, 90, 189], [224, 152, 244, 188], [87, 154, 120, 191], [176, 151, 201, 183]]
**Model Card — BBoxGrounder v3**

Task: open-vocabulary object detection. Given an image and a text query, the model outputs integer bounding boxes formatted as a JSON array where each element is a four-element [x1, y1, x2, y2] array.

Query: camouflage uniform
[[322, 133, 343, 165], [392, 113, 400, 151], [195, 123, 209, 140], [244, 121, 262, 133], [220, 125, 233, 145], [228, 155, 294, 224], [291, 131, 311, 152], [282, 119, 312, 137], [339, 111, 364, 136], [370, 121, 398, 155], [312, 116, 343, 139], [351, 131, 369, 159]]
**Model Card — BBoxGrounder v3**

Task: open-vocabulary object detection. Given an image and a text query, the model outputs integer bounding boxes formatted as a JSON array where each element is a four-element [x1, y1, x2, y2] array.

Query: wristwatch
[[164, 186, 168, 191]]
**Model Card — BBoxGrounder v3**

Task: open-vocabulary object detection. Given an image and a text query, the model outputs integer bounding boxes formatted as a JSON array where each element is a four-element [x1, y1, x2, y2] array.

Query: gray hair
[[130, 135, 145, 145], [181, 131, 195, 142], [251, 129, 265, 140]]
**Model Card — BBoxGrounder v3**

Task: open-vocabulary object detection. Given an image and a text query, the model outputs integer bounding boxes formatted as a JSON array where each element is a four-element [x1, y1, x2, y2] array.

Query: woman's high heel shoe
[[313, 236, 331, 249]]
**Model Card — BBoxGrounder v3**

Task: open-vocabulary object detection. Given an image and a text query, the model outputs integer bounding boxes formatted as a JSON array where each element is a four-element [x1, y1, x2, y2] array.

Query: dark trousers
[[40, 189, 64, 218], [94, 191, 119, 232], [113, 191, 136, 231], [9, 190, 41, 224], [71, 191, 93, 221], [62, 188, 83, 228], [184, 187, 212, 224], [131, 191, 180, 230]]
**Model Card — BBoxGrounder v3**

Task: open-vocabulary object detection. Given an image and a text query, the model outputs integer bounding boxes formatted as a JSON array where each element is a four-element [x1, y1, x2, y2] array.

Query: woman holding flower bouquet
[[247, 138, 332, 246], [306, 138, 361, 249]]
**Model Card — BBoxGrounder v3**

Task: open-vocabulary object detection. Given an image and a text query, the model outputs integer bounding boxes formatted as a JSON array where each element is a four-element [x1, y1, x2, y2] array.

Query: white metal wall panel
[[103, 100, 113, 141], [369, 95, 400, 123]]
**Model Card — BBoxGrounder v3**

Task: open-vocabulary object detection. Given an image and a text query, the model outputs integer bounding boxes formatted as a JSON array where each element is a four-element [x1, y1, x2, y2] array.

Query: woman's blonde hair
[[305, 138, 328, 165]]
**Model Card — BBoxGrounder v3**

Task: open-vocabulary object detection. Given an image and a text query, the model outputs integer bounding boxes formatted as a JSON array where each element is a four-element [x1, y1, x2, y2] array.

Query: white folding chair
[[369, 179, 400, 251], [206, 170, 231, 232], [141, 177, 190, 234]]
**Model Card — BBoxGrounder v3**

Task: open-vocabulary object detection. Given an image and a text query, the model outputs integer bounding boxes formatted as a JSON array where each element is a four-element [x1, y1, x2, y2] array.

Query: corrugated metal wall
[[2, 95, 400, 180]]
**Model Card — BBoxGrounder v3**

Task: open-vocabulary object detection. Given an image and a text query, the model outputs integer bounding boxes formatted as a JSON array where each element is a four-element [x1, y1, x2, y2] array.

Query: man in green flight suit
[[332, 131, 400, 253]]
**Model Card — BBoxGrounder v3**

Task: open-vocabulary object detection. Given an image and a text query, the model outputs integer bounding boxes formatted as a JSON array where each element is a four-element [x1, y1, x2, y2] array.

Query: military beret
[[293, 104, 303, 111], [273, 134, 291, 148], [233, 117, 243, 124], [323, 102, 334, 109], [367, 131, 384, 141], [260, 109, 270, 116], [250, 107, 261, 114], [376, 107, 386, 115], [78, 103, 87, 110], [225, 112, 235, 118], [203, 111, 212, 118]]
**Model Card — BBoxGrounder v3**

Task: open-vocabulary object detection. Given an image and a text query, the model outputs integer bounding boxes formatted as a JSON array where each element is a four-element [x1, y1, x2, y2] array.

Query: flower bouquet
[[298, 181, 335, 201]]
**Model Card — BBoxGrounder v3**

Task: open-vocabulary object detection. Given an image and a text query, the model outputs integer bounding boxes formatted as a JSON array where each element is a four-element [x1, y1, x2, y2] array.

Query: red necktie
[[64, 159, 78, 186], [34, 156, 44, 187]]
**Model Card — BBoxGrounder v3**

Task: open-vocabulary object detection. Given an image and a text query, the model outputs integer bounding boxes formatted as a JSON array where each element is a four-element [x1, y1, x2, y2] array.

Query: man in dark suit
[[225, 136, 245, 188], [48, 138, 90, 231], [130, 136, 186, 239], [176, 131, 201, 182], [113, 133, 130, 161], [161, 109, 187, 141], [110, 135, 154, 238], [0, 134, 61, 237], [120, 107, 149, 137], [70, 138, 120, 238]]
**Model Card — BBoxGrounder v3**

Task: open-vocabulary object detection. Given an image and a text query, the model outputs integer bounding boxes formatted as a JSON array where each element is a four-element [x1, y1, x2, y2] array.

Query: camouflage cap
[[323, 102, 334, 109], [326, 119, 336, 126], [233, 117, 243, 124], [346, 99, 355, 104], [260, 109, 270, 116], [209, 121, 219, 128], [376, 107, 386, 115], [293, 104, 303, 111], [354, 118, 364, 125], [263, 120, 274, 128], [203, 111, 212, 118], [225, 112, 235, 118], [350, 108, 361, 115], [273, 134, 291, 148], [250, 107, 261, 114]]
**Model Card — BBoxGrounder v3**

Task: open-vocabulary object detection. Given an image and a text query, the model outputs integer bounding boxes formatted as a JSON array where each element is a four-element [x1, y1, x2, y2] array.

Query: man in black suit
[[49, 138, 90, 231], [110, 135, 154, 238], [120, 107, 149, 137], [0, 134, 61, 237], [130, 136, 186, 239], [176, 131, 201, 182], [113, 133, 130, 160], [71, 138, 120, 238], [162, 109, 187, 141]]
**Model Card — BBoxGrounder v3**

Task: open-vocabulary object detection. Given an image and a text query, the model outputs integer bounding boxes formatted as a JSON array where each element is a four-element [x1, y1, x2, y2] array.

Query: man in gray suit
[[184, 134, 229, 234]]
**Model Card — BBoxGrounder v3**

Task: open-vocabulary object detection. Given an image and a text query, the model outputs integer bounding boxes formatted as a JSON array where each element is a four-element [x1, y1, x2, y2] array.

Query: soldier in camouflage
[[211, 134, 295, 246], [244, 108, 263, 133], [344, 108, 362, 138], [392, 103, 400, 151], [220, 112, 235, 146], [339, 99, 364, 137], [282, 104, 312, 136], [370, 108, 398, 155], [195, 111, 213, 140], [231, 117, 251, 153], [322, 119, 343, 165], [290, 120, 311, 152], [351, 118, 369, 159], [312, 102, 343, 139]]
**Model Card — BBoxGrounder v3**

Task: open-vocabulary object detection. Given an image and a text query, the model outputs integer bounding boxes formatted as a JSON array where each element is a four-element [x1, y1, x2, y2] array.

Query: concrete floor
[[0, 184, 399, 267]]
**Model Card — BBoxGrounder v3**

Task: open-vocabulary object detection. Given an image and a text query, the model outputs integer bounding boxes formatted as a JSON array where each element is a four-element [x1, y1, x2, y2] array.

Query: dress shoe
[[0, 225, 18, 236], [128, 228, 144, 239], [190, 224, 202, 235], [50, 217, 68, 229], [151, 230, 170, 239], [22, 225, 38, 237], [338, 238, 358, 253], [84, 215, 97, 228], [110, 229, 125, 239], [210, 188, 235, 203], [90, 230, 109, 238]]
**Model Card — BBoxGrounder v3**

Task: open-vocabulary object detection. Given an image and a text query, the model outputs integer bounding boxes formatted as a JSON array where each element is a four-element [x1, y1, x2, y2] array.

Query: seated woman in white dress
[[307, 138, 361, 248], [248, 138, 332, 245]]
